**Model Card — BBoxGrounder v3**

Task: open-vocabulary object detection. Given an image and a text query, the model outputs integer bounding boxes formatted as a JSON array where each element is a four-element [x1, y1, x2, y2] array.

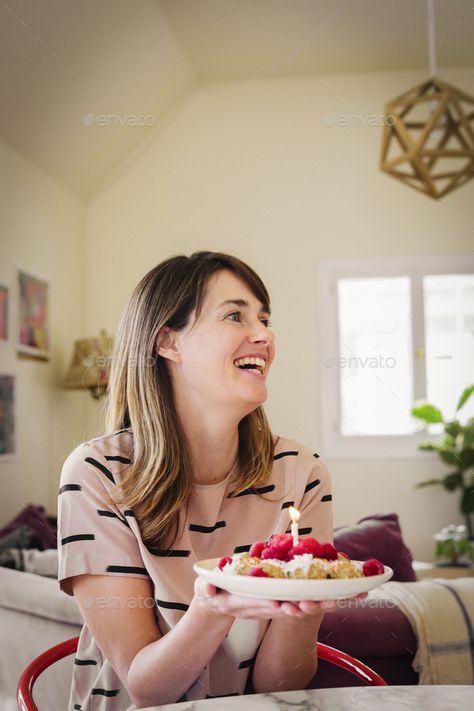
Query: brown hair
[[105, 251, 275, 549]]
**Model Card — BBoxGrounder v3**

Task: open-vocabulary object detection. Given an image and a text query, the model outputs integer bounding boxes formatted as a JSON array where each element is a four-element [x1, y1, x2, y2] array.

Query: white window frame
[[319, 253, 474, 460]]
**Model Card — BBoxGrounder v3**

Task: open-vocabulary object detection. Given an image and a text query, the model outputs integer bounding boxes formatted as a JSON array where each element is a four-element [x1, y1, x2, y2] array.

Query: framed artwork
[[0, 375, 15, 456], [0, 284, 8, 342], [17, 271, 50, 359]]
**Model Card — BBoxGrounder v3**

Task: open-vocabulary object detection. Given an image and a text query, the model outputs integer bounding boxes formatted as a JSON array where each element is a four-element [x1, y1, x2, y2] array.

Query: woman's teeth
[[233, 356, 265, 374]]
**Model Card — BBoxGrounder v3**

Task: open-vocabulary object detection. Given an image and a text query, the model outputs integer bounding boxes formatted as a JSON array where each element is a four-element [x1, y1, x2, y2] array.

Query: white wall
[[0, 139, 85, 522], [84, 68, 474, 561]]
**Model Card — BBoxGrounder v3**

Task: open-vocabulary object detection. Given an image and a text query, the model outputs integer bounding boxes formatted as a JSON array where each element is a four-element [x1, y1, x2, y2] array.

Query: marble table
[[140, 686, 474, 711]]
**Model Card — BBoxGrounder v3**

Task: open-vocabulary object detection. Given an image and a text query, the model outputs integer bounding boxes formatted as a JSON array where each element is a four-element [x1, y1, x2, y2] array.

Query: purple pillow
[[0, 504, 57, 549], [334, 513, 416, 582]]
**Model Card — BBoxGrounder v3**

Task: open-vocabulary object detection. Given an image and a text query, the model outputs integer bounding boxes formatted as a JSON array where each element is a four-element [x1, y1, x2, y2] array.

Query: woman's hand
[[194, 577, 338, 620]]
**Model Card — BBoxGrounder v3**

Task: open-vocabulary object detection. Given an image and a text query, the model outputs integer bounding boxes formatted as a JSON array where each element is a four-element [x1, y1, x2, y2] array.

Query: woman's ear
[[155, 327, 181, 363]]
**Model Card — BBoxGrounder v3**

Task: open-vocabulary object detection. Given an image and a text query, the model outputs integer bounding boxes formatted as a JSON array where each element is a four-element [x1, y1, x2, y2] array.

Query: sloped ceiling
[[1, 0, 473, 199]]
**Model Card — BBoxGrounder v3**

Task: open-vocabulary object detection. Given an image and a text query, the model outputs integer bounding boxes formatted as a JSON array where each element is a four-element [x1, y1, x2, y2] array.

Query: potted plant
[[411, 384, 474, 542]]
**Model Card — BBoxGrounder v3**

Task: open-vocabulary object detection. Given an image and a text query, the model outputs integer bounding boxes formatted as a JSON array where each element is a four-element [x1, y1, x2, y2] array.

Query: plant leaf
[[418, 442, 438, 452], [411, 403, 444, 423], [456, 385, 474, 412], [443, 472, 463, 491], [445, 421, 461, 439], [460, 487, 474, 515], [415, 478, 442, 488], [440, 450, 460, 466]]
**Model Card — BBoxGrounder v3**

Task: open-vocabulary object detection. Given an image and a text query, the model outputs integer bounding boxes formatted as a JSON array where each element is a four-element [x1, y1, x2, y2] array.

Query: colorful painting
[[0, 375, 14, 456], [0, 285, 7, 342], [18, 271, 49, 359]]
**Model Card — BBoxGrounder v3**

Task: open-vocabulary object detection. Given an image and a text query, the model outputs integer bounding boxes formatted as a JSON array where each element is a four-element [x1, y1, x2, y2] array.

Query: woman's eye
[[227, 312, 241, 322], [261, 319, 272, 328]]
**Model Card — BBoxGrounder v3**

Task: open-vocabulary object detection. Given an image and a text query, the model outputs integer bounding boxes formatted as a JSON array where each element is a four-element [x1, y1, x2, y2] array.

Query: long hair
[[105, 251, 275, 549]]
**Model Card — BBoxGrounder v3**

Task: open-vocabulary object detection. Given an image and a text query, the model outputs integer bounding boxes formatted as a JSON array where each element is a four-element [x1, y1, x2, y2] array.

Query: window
[[319, 255, 474, 459]]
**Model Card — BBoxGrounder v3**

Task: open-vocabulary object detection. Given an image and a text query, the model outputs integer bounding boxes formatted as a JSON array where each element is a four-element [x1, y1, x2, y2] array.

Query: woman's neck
[[181, 417, 240, 486]]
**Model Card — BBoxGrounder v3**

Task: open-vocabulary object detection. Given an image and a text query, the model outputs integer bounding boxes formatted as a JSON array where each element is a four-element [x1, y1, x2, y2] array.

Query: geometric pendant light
[[380, 1, 474, 198]]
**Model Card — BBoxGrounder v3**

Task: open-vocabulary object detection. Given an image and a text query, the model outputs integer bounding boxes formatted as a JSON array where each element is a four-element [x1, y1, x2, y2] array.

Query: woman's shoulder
[[60, 429, 133, 486], [272, 434, 322, 465]]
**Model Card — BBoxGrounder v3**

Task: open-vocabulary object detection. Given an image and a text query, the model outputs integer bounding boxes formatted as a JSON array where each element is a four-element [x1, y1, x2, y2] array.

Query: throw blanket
[[372, 578, 474, 684]]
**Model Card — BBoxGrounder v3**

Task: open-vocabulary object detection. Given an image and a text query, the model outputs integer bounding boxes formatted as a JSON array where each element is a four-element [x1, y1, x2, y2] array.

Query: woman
[[58, 251, 334, 710]]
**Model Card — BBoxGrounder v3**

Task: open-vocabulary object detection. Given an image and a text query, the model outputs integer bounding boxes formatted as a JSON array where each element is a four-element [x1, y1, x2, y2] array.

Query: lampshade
[[64, 330, 114, 399], [380, 78, 474, 199]]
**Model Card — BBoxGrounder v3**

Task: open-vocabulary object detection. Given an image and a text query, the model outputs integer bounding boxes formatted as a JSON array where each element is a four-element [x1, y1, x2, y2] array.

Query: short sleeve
[[57, 442, 148, 596], [296, 452, 333, 544]]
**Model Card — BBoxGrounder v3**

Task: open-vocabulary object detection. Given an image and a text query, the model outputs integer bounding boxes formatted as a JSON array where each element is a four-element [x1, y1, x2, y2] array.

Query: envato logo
[[82, 354, 157, 369], [84, 595, 156, 609], [82, 112, 156, 128], [323, 113, 395, 128], [334, 596, 397, 609], [324, 355, 397, 369]]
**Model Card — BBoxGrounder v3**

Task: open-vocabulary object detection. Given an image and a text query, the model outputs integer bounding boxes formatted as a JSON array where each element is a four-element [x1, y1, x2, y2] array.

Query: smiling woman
[[57, 251, 333, 710]]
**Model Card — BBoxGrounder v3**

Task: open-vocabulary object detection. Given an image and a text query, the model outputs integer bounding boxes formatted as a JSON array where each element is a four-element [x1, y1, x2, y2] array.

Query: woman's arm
[[72, 575, 309, 707], [252, 601, 333, 693]]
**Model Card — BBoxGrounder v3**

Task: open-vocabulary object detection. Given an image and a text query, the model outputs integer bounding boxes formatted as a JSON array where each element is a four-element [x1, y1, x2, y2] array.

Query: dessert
[[217, 533, 385, 580]]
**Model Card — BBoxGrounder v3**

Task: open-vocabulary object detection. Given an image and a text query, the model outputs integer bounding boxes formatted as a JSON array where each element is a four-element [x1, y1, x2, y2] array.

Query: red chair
[[17, 636, 386, 709]]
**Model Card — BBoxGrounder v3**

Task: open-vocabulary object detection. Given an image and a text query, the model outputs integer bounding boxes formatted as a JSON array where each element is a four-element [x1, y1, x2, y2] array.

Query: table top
[[139, 685, 474, 711]]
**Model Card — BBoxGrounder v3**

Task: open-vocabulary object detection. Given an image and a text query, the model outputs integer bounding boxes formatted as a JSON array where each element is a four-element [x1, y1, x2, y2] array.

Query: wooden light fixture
[[64, 330, 113, 399], [380, 1, 474, 199]]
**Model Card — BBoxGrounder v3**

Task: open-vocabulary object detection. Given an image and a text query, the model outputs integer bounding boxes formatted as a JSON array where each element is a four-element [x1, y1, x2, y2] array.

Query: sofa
[[0, 511, 419, 710]]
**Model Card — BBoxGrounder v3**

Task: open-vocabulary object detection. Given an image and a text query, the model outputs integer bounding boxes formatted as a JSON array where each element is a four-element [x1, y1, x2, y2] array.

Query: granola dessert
[[217, 534, 384, 579]]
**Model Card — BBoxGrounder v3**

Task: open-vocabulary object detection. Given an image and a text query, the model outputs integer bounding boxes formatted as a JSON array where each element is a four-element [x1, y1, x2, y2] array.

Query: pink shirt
[[58, 429, 333, 709]]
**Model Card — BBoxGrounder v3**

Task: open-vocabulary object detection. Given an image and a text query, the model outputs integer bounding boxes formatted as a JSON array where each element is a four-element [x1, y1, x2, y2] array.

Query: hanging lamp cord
[[427, 0, 437, 78]]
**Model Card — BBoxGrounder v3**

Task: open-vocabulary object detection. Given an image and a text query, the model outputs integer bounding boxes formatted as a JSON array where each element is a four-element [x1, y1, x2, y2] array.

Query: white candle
[[289, 506, 301, 547]]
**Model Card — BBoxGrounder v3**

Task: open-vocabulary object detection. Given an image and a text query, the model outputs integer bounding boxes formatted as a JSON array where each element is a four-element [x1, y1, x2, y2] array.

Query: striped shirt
[[57, 429, 333, 710]]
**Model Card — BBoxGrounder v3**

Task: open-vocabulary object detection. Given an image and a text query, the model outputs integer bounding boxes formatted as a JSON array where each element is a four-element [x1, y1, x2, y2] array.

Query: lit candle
[[289, 506, 301, 547]]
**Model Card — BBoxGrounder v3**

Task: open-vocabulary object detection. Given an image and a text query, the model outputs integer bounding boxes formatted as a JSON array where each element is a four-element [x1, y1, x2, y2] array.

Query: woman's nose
[[249, 321, 274, 344]]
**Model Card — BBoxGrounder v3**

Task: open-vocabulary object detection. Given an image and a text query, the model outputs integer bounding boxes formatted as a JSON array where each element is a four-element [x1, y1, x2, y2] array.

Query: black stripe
[[281, 501, 294, 509], [105, 455, 131, 464], [206, 693, 239, 698], [435, 581, 474, 677], [238, 658, 254, 669], [146, 548, 191, 557], [285, 527, 313, 536], [85, 457, 115, 484], [97, 510, 120, 518], [273, 451, 298, 460], [189, 521, 226, 533], [91, 689, 120, 697], [304, 479, 320, 493], [61, 534, 95, 545], [228, 484, 275, 498], [106, 565, 148, 575], [156, 599, 189, 612], [124, 509, 135, 517], [97, 510, 129, 527], [59, 484, 82, 494], [321, 494, 332, 502], [74, 658, 97, 666], [234, 544, 251, 553]]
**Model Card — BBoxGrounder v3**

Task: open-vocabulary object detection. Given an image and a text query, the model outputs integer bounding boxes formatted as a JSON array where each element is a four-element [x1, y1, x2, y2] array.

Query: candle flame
[[288, 506, 300, 524]]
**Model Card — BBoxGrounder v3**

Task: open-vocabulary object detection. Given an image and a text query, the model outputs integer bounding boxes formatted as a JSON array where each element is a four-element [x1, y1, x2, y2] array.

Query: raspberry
[[287, 544, 308, 559], [249, 541, 266, 558], [269, 533, 293, 553], [218, 556, 232, 570], [247, 567, 269, 577], [261, 544, 288, 561], [299, 537, 323, 557], [362, 559, 385, 576], [318, 543, 338, 560]]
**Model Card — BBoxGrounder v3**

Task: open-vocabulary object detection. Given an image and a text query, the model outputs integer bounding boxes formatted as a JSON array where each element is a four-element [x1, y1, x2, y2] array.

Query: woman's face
[[163, 269, 276, 415]]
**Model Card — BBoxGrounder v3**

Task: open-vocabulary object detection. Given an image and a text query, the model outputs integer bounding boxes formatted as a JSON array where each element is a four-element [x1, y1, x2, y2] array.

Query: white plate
[[193, 558, 393, 601]]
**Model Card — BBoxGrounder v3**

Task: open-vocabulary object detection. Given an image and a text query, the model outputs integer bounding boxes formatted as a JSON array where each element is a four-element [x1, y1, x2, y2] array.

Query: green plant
[[411, 384, 474, 539]]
